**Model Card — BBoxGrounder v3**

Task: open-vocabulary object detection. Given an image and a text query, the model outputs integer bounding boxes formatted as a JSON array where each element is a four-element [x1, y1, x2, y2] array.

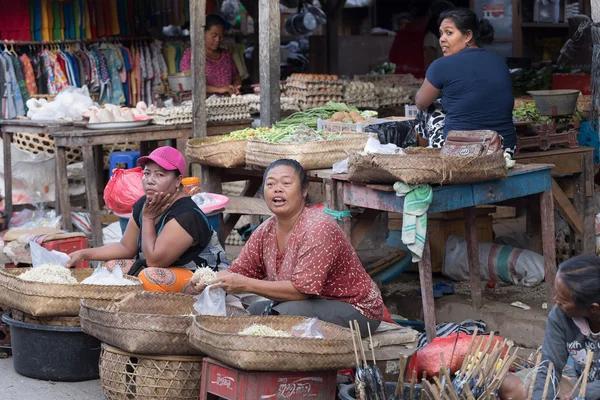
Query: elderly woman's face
[[554, 277, 584, 318], [264, 165, 307, 218], [439, 18, 472, 56], [142, 161, 180, 201]]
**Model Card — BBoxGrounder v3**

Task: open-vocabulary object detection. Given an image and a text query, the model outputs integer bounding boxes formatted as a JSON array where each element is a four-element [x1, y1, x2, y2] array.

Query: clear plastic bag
[[291, 317, 325, 339], [81, 266, 137, 286], [30, 241, 70, 268], [193, 284, 227, 316]]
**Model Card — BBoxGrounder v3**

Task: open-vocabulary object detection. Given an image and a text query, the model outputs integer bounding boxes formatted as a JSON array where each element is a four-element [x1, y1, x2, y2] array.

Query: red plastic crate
[[4, 237, 89, 269], [200, 358, 337, 400], [552, 73, 591, 95]]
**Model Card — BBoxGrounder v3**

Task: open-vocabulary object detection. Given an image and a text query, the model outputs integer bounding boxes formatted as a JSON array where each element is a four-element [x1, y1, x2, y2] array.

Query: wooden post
[[418, 234, 437, 343], [325, 0, 347, 75], [259, 0, 281, 126], [464, 207, 482, 309], [2, 131, 13, 226], [540, 190, 557, 307]]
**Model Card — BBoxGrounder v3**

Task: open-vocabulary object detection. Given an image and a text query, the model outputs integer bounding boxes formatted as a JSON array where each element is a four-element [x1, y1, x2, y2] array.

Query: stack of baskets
[[80, 291, 247, 400], [0, 268, 143, 382]]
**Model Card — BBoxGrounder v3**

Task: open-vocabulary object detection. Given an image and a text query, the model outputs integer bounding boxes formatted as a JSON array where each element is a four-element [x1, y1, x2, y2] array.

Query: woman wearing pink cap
[[67, 147, 228, 293]]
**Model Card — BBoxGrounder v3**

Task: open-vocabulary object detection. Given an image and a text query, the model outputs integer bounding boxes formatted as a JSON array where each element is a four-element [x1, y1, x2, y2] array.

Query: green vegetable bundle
[[274, 102, 356, 129]]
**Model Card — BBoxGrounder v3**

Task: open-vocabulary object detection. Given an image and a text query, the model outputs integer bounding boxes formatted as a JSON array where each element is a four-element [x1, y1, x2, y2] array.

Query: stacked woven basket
[[78, 290, 355, 399], [186, 133, 369, 170]]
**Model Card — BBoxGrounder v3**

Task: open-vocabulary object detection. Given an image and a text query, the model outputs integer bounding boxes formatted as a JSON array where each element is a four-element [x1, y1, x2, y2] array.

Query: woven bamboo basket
[[100, 343, 203, 400], [245, 134, 368, 170], [0, 268, 143, 317], [186, 136, 247, 168], [188, 315, 354, 371], [14, 132, 82, 165], [348, 147, 507, 185], [80, 292, 248, 356]]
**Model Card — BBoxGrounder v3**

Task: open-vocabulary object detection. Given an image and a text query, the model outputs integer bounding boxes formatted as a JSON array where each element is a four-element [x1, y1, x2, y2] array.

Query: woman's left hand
[[211, 272, 249, 294], [143, 192, 172, 220]]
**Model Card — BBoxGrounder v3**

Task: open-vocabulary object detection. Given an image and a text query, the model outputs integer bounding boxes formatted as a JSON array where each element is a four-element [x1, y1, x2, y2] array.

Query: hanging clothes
[[0, 1, 33, 40], [2, 53, 25, 116], [20, 54, 38, 96], [0, 55, 17, 119]]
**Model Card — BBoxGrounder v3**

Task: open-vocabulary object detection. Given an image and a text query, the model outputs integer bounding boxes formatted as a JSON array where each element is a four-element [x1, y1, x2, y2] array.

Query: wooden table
[[0, 119, 75, 226], [326, 164, 556, 342], [516, 147, 595, 256], [52, 125, 191, 247]]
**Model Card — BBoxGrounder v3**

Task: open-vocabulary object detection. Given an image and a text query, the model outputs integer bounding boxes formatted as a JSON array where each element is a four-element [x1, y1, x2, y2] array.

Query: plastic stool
[[109, 151, 141, 177]]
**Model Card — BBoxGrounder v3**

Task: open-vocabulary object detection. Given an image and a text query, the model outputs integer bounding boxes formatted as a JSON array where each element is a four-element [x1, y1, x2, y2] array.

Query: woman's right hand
[[66, 249, 88, 268]]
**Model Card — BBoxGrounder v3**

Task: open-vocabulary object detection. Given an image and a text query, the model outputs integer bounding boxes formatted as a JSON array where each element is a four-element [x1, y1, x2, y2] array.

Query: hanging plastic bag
[[81, 266, 137, 286], [29, 241, 70, 267], [193, 284, 227, 316], [103, 167, 144, 216], [291, 317, 325, 339]]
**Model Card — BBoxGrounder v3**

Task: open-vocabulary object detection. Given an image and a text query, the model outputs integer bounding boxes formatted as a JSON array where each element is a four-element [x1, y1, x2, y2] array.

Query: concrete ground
[[0, 358, 104, 400]]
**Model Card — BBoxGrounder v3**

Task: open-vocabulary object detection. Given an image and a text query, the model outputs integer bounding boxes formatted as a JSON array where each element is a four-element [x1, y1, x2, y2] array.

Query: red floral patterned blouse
[[228, 206, 384, 320]]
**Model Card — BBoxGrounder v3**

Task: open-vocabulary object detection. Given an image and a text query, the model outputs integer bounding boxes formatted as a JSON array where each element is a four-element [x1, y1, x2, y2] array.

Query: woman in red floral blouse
[[191, 159, 383, 336]]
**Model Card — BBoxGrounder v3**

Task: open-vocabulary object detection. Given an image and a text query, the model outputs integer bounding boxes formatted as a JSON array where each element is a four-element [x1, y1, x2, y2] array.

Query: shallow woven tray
[[80, 292, 248, 356], [245, 134, 368, 170], [188, 315, 354, 371], [0, 268, 142, 317], [186, 136, 247, 168], [100, 343, 203, 400], [348, 147, 507, 185]]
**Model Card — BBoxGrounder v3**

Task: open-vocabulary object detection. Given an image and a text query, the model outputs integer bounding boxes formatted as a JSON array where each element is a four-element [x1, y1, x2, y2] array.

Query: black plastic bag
[[365, 121, 417, 148]]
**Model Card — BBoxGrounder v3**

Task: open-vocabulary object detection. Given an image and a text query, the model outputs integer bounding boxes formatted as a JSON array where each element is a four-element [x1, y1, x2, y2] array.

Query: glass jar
[[182, 177, 202, 196]]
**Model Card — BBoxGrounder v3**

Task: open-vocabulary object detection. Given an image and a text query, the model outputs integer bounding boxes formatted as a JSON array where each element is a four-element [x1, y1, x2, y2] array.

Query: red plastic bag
[[103, 167, 144, 216], [408, 333, 505, 378]]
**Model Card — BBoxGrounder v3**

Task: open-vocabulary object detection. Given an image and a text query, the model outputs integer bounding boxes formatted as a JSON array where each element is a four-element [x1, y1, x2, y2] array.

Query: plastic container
[[405, 105, 419, 119], [2, 310, 101, 381], [168, 73, 192, 92], [182, 177, 202, 196]]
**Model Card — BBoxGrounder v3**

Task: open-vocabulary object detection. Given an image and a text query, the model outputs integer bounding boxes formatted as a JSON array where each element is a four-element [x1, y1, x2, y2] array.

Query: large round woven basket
[[348, 147, 507, 185], [186, 136, 247, 168], [100, 343, 203, 400], [245, 134, 369, 170], [80, 292, 248, 356], [0, 268, 143, 317], [188, 315, 355, 371]]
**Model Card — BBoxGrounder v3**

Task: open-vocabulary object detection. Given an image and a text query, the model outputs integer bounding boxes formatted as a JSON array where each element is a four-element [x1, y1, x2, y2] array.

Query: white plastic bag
[[332, 158, 349, 174], [193, 284, 227, 316], [81, 266, 137, 286], [443, 235, 544, 287], [291, 317, 325, 339], [30, 241, 70, 268]]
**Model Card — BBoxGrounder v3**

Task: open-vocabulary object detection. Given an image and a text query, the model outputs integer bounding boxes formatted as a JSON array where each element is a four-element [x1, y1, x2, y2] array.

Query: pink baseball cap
[[137, 146, 186, 176]]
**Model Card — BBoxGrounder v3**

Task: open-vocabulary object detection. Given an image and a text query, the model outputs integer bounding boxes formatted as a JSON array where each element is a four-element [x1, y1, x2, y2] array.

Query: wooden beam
[[325, 0, 346, 75], [540, 190, 557, 307], [190, 0, 206, 139], [552, 178, 583, 234], [350, 209, 380, 248], [259, 0, 281, 126], [464, 207, 482, 309]]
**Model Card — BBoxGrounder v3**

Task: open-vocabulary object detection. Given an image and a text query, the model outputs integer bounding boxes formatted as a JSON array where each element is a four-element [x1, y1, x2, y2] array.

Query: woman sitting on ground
[[67, 146, 227, 293], [500, 255, 600, 399], [191, 159, 384, 336]]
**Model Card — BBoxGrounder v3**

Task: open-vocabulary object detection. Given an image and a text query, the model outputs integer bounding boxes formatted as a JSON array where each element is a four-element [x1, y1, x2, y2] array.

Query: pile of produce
[[238, 324, 292, 337], [275, 101, 357, 129], [377, 86, 414, 108], [206, 95, 251, 122], [343, 81, 379, 109], [326, 110, 369, 124], [286, 74, 344, 110], [368, 61, 396, 76], [222, 125, 344, 144], [513, 102, 582, 124], [242, 94, 299, 114], [192, 267, 217, 287], [19, 264, 77, 284]]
